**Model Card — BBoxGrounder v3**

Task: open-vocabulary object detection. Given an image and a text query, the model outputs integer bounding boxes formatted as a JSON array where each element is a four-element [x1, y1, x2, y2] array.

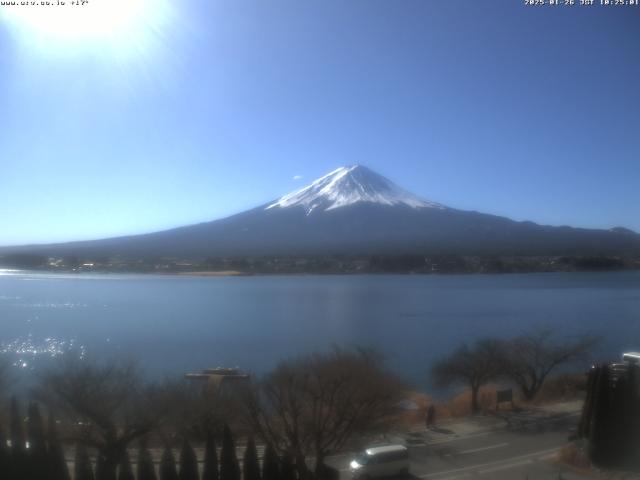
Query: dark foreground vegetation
[[0, 348, 404, 480], [432, 330, 596, 414], [1, 252, 639, 275], [0, 332, 604, 479]]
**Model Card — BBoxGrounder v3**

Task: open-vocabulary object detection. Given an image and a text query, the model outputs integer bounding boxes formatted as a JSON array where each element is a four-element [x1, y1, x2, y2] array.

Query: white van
[[349, 445, 409, 479], [622, 352, 640, 365]]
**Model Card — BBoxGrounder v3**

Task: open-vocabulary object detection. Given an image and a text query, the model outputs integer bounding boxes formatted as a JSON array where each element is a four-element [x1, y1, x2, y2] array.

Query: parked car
[[350, 444, 409, 479]]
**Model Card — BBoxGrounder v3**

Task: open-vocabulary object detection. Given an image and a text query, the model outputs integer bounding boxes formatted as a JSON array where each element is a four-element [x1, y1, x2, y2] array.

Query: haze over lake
[[1, 270, 638, 390]]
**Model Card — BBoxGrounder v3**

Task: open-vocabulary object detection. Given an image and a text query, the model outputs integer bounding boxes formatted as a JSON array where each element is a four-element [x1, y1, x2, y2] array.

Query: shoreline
[[1, 268, 639, 278], [175, 270, 247, 277]]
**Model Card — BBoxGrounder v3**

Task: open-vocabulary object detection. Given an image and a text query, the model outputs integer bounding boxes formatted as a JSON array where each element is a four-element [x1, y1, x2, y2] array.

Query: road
[[328, 413, 590, 480]]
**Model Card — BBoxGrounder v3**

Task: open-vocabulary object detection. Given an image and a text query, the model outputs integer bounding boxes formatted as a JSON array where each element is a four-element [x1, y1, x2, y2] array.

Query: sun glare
[[0, 0, 170, 55]]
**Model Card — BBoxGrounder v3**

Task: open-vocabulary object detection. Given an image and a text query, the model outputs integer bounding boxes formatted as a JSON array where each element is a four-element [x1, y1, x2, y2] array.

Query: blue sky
[[0, 0, 638, 246]]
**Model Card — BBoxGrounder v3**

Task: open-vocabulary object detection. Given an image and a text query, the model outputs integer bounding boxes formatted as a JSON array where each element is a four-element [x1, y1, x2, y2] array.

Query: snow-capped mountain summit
[[2, 165, 639, 260], [266, 165, 444, 215]]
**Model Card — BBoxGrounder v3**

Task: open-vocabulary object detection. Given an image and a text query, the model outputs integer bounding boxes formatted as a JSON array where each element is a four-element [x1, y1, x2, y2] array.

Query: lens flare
[[0, 0, 171, 57]]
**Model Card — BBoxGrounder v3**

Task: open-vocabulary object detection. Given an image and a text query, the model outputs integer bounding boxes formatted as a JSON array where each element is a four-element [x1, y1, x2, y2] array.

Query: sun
[[0, 0, 170, 55]]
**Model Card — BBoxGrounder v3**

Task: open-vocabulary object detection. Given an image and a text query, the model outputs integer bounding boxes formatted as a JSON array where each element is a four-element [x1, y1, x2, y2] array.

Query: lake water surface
[[1, 270, 639, 390]]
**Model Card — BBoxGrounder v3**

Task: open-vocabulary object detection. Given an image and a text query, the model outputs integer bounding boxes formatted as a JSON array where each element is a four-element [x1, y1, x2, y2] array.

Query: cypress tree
[[10, 397, 26, 454], [0, 428, 9, 480], [280, 451, 296, 480], [220, 425, 240, 480], [179, 439, 199, 480], [202, 430, 219, 480], [137, 441, 157, 480], [27, 402, 47, 479], [27, 403, 46, 452], [117, 450, 135, 480], [75, 444, 95, 480], [95, 453, 107, 480], [47, 413, 71, 480], [243, 437, 261, 480], [261, 444, 279, 480], [159, 446, 179, 480], [10, 397, 27, 480]]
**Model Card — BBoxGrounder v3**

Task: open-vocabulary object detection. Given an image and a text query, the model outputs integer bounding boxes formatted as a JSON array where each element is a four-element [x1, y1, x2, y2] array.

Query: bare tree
[[150, 377, 234, 442], [146, 378, 202, 440], [35, 360, 166, 480], [243, 347, 406, 480], [431, 339, 506, 414], [503, 330, 596, 401]]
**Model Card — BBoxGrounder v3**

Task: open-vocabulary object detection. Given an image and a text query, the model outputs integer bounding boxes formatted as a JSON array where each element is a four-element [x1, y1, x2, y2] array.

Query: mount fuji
[[2, 165, 639, 260], [266, 165, 444, 214]]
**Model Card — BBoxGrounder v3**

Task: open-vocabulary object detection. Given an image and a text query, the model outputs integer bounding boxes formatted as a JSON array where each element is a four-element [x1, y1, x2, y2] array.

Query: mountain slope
[[2, 165, 639, 259]]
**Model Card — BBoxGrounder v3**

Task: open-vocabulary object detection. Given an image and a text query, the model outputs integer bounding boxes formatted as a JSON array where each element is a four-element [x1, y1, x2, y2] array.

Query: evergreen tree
[[280, 451, 296, 480], [118, 450, 135, 480], [27, 402, 47, 479], [0, 428, 9, 480], [95, 453, 108, 480], [179, 439, 199, 480], [10, 397, 27, 480], [160, 446, 179, 480], [75, 444, 95, 480], [137, 441, 157, 480], [10, 398, 25, 454], [202, 430, 219, 480], [243, 437, 261, 480], [220, 425, 240, 480], [261, 444, 279, 480], [27, 403, 46, 453], [47, 413, 71, 480]]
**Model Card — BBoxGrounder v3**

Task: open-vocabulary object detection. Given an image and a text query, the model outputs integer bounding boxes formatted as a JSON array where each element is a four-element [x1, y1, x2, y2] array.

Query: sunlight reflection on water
[[13, 302, 88, 309], [0, 335, 86, 369]]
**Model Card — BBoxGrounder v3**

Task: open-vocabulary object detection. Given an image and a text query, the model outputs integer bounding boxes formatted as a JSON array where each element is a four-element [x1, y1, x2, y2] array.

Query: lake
[[1, 270, 639, 391]]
